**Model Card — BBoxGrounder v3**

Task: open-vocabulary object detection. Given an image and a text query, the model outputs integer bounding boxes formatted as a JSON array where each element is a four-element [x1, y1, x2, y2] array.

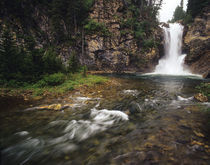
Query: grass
[[0, 73, 109, 97]]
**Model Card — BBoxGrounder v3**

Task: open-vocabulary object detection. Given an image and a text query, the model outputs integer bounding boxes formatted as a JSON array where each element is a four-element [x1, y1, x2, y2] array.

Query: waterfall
[[153, 23, 191, 75]]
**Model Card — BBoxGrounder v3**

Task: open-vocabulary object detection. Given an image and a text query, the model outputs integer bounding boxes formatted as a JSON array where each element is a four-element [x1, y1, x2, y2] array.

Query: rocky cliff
[[84, 0, 164, 72], [183, 7, 210, 78], [1, 0, 164, 73]]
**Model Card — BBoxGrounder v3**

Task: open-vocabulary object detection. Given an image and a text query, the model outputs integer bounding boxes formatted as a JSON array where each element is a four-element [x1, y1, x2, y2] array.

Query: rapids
[[0, 75, 210, 165]]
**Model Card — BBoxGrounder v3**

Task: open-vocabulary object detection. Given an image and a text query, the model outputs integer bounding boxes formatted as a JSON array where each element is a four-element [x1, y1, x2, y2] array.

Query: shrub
[[84, 19, 110, 36], [42, 47, 64, 74], [68, 51, 79, 73], [83, 65, 87, 77], [143, 39, 155, 48], [36, 73, 66, 87], [43, 73, 65, 86]]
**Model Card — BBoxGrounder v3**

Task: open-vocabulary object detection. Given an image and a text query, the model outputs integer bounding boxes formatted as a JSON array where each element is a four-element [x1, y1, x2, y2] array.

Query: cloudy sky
[[159, 0, 188, 22]]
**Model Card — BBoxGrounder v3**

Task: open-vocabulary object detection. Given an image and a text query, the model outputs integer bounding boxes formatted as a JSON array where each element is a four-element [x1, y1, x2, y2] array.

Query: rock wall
[[1, 0, 164, 73], [84, 0, 164, 72], [183, 7, 210, 77]]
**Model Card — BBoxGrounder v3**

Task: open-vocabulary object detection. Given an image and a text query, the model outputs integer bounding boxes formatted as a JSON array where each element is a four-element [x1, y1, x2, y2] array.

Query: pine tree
[[170, 0, 186, 23], [0, 28, 19, 79]]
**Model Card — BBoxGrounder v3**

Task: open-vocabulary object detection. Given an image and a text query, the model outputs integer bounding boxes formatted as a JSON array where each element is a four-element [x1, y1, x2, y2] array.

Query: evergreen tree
[[0, 28, 20, 80], [187, 0, 210, 18], [170, 0, 186, 22]]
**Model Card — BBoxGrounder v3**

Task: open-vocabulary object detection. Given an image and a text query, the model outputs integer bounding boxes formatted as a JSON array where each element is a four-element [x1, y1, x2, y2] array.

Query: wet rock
[[191, 145, 205, 152], [193, 131, 205, 138], [113, 151, 146, 164], [25, 104, 72, 111], [129, 101, 143, 114], [194, 93, 208, 102], [160, 22, 169, 28], [203, 71, 210, 79], [176, 139, 190, 145], [179, 125, 192, 130]]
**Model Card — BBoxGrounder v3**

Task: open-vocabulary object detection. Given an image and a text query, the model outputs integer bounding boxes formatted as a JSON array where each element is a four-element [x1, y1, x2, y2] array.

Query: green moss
[[0, 73, 109, 97]]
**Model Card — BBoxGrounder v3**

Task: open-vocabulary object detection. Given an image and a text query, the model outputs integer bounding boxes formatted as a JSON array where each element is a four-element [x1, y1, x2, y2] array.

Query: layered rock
[[1, 0, 164, 73], [84, 0, 164, 72], [183, 7, 210, 77]]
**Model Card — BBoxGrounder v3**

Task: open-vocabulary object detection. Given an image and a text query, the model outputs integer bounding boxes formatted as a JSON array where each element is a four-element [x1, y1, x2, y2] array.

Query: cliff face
[[84, 0, 164, 72], [183, 7, 210, 77], [1, 0, 164, 73]]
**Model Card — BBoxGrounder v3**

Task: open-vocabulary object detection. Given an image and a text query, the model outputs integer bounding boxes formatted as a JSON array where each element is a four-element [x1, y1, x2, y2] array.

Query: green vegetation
[[119, 0, 162, 50], [84, 19, 110, 36], [1, 0, 95, 43], [35, 73, 66, 87], [187, 0, 210, 19], [170, 0, 210, 24], [170, 0, 186, 23], [0, 26, 66, 84], [12, 73, 108, 96], [0, 73, 108, 97], [196, 83, 210, 98]]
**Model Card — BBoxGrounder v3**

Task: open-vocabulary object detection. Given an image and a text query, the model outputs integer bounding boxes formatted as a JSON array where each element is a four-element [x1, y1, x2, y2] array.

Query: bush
[[84, 19, 110, 36], [36, 73, 66, 87], [68, 51, 79, 73], [42, 47, 64, 74], [143, 39, 155, 48]]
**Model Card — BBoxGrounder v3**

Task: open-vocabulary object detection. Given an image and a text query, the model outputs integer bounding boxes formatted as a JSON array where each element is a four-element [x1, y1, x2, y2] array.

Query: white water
[[153, 23, 193, 75]]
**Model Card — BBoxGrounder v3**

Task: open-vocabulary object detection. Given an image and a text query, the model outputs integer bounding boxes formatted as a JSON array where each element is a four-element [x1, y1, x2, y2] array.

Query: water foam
[[149, 23, 201, 77]]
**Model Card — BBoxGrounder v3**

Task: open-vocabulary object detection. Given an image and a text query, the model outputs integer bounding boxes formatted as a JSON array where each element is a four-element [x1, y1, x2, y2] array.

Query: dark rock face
[[1, 0, 164, 72], [83, 0, 164, 73], [183, 7, 210, 77]]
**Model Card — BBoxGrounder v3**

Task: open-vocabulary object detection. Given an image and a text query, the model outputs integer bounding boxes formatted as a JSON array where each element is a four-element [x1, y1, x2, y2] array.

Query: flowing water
[[153, 23, 196, 76], [0, 75, 210, 165]]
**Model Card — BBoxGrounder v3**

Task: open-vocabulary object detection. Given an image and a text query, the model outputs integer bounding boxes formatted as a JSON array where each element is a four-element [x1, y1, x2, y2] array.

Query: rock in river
[[194, 93, 208, 102], [25, 104, 72, 111]]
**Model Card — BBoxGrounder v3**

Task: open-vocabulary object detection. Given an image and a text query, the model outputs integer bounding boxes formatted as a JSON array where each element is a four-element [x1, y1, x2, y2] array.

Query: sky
[[159, 0, 188, 22]]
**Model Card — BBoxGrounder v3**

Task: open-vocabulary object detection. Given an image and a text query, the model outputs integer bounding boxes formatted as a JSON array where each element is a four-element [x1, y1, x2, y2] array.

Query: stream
[[0, 74, 210, 165]]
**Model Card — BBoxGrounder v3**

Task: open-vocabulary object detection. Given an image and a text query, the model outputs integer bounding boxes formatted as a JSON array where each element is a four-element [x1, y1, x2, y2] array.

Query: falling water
[[153, 23, 192, 75]]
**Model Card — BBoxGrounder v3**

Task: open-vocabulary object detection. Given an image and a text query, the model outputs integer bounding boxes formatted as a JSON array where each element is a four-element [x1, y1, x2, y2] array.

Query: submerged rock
[[129, 101, 143, 114], [25, 104, 72, 111], [194, 93, 208, 102]]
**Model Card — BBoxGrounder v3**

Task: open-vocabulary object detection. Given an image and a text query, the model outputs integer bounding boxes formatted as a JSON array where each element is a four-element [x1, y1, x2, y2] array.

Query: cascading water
[[153, 23, 192, 75]]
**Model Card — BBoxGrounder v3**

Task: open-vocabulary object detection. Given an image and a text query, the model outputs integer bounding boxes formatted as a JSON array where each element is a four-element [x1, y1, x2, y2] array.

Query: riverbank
[[0, 73, 109, 101]]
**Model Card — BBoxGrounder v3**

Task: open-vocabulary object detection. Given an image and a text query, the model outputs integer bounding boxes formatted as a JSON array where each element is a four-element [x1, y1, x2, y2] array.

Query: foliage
[[0, 26, 65, 84], [171, 6, 186, 23], [119, 0, 162, 49], [183, 13, 193, 24], [42, 47, 64, 74], [1, 0, 95, 43], [187, 0, 210, 18], [23, 73, 108, 96], [196, 83, 210, 98], [84, 19, 110, 36], [67, 51, 79, 73], [35, 73, 66, 87], [83, 65, 87, 77]]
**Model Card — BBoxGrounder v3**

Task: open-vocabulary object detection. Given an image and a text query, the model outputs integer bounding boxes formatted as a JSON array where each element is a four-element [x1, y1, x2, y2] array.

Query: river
[[1, 74, 210, 165]]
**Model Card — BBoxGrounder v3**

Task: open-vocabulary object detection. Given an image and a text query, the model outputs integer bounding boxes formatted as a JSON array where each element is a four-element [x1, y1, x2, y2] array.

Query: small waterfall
[[153, 23, 191, 75]]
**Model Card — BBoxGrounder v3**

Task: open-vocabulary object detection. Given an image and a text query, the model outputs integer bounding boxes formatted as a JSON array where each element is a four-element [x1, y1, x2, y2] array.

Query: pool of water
[[1, 74, 210, 165]]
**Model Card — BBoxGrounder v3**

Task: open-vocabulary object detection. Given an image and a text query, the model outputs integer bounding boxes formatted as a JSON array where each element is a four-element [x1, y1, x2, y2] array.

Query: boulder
[[194, 93, 208, 102]]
